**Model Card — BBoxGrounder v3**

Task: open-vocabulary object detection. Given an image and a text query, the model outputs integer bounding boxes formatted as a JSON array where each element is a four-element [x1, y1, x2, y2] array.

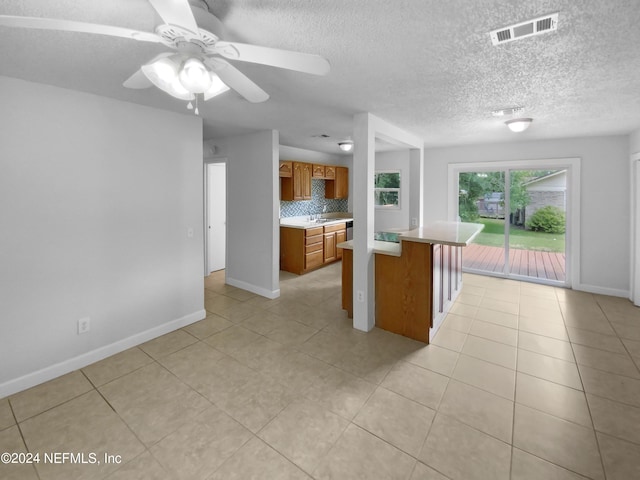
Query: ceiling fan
[[0, 0, 330, 108]]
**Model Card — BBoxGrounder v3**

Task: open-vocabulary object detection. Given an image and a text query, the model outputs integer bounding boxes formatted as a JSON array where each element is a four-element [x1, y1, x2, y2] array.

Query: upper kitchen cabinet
[[325, 165, 336, 179], [279, 161, 293, 178], [312, 164, 325, 178], [325, 166, 349, 199], [281, 161, 312, 201]]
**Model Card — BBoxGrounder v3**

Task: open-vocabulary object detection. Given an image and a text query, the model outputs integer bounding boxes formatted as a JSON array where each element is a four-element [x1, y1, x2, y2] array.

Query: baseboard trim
[[225, 276, 280, 299], [574, 283, 630, 299], [0, 309, 206, 399]]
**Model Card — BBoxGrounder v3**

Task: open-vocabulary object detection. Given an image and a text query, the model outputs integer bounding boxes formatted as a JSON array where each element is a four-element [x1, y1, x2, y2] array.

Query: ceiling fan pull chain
[[194, 94, 199, 115], [187, 101, 193, 110]]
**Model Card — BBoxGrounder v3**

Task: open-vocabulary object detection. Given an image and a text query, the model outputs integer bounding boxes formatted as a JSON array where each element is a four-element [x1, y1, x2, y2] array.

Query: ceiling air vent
[[490, 13, 558, 46], [491, 106, 524, 117]]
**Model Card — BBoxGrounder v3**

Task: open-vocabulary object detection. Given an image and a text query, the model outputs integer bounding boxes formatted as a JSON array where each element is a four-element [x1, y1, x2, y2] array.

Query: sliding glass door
[[459, 171, 506, 275], [458, 168, 567, 285]]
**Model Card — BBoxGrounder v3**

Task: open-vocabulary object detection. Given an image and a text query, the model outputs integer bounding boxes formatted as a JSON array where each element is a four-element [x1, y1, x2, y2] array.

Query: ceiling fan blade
[[204, 58, 269, 103], [211, 41, 330, 76], [147, 0, 199, 34], [0, 15, 163, 43]]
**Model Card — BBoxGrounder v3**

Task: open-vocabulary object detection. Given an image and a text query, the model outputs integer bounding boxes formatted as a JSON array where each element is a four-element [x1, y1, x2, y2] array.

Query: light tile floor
[[2, 264, 640, 479]]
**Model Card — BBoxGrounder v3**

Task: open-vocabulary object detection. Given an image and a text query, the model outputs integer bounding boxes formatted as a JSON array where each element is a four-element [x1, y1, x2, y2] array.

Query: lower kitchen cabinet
[[336, 229, 346, 259], [324, 232, 337, 263], [280, 223, 346, 274], [322, 223, 346, 264]]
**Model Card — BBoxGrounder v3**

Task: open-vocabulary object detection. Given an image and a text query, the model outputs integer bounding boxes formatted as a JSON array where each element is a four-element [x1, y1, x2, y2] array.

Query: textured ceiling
[[1, 0, 639, 154]]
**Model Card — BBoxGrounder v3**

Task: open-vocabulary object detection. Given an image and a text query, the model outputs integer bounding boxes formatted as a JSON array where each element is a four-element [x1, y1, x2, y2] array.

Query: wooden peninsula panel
[[375, 241, 432, 343], [338, 221, 483, 344], [342, 249, 353, 318]]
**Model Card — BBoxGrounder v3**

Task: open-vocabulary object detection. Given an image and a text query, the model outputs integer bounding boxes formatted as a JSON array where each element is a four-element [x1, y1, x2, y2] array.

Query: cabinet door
[[336, 230, 346, 259], [312, 164, 325, 178], [279, 161, 293, 178], [325, 167, 349, 199], [301, 163, 312, 200], [324, 232, 337, 263], [336, 167, 349, 198], [325, 166, 336, 179], [292, 162, 303, 200]]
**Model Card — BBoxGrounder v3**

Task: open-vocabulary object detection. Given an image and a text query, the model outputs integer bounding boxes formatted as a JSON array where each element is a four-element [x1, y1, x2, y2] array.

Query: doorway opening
[[205, 162, 226, 275], [449, 159, 580, 287]]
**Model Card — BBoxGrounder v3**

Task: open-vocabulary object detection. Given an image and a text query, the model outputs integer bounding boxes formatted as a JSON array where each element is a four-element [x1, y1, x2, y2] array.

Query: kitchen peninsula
[[339, 221, 483, 343]]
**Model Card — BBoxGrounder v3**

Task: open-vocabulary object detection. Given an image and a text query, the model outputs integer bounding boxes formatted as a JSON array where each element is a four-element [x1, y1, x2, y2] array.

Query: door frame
[[631, 152, 640, 304], [203, 158, 228, 276], [448, 158, 581, 288]]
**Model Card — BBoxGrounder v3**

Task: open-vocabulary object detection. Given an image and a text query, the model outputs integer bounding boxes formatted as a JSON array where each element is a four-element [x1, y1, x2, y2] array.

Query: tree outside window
[[375, 171, 401, 209]]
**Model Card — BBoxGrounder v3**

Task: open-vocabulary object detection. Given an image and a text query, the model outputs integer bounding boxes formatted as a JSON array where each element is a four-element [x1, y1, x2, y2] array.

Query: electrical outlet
[[187, 227, 194, 238], [78, 317, 90, 335], [411, 218, 418, 226], [357, 290, 364, 302]]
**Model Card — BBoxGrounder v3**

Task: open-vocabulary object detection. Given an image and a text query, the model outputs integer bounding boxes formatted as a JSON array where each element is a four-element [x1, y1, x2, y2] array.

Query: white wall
[[0, 77, 205, 397], [630, 128, 640, 154], [423, 135, 630, 295], [279, 145, 347, 165], [374, 150, 411, 231], [208, 131, 280, 299]]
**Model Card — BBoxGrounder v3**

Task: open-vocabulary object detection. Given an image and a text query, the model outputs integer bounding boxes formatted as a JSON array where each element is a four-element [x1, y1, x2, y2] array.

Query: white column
[[352, 113, 376, 331]]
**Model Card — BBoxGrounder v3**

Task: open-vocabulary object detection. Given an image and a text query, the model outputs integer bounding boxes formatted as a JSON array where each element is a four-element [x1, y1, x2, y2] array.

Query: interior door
[[207, 163, 226, 273]]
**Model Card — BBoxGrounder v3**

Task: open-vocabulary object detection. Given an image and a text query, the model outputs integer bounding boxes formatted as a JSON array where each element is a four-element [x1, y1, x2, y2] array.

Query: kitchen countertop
[[398, 221, 484, 247], [337, 221, 483, 256], [280, 214, 353, 230]]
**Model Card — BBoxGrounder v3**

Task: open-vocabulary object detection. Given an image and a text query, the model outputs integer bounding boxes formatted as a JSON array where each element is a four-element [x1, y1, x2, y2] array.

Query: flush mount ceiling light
[[338, 140, 354, 152], [505, 118, 533, 133]]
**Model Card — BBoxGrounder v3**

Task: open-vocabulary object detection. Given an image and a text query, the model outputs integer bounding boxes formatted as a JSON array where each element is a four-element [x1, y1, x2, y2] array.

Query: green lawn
[[471, 218, 565, 253]]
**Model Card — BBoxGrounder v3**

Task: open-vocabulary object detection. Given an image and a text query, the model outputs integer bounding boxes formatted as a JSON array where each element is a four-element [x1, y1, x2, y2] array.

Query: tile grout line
[[560, 290, 609, 480], [510, 292, 521, 480], [7, 398, 43, 480]]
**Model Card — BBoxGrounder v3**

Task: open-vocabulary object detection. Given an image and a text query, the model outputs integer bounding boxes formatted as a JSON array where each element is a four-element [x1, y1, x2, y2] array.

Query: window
[[374, 171, 401, 209]]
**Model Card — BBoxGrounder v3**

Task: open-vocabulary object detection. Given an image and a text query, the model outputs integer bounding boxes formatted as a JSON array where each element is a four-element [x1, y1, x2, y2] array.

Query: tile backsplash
[[280, 179, 349, 218]]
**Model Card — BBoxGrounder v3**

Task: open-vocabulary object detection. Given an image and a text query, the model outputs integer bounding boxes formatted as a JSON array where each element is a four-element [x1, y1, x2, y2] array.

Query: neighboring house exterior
[[523, 170, 567, 224]]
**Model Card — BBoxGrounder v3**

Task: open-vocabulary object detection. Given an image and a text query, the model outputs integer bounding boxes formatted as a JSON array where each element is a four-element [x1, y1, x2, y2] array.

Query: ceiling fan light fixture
[[505, 118, 533, 133], [179, 58, 212, 94], [203, 73, 230, 100], [338, 140, 354, 152], [141, 58, 194, 101]]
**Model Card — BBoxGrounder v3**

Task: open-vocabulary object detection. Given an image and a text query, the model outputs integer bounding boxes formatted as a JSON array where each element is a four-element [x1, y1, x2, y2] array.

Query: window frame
[[374, 170, 401, 210]]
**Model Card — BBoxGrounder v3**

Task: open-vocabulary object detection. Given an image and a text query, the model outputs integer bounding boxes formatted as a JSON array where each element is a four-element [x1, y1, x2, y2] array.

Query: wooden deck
[[463, 244, 565, 282]]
